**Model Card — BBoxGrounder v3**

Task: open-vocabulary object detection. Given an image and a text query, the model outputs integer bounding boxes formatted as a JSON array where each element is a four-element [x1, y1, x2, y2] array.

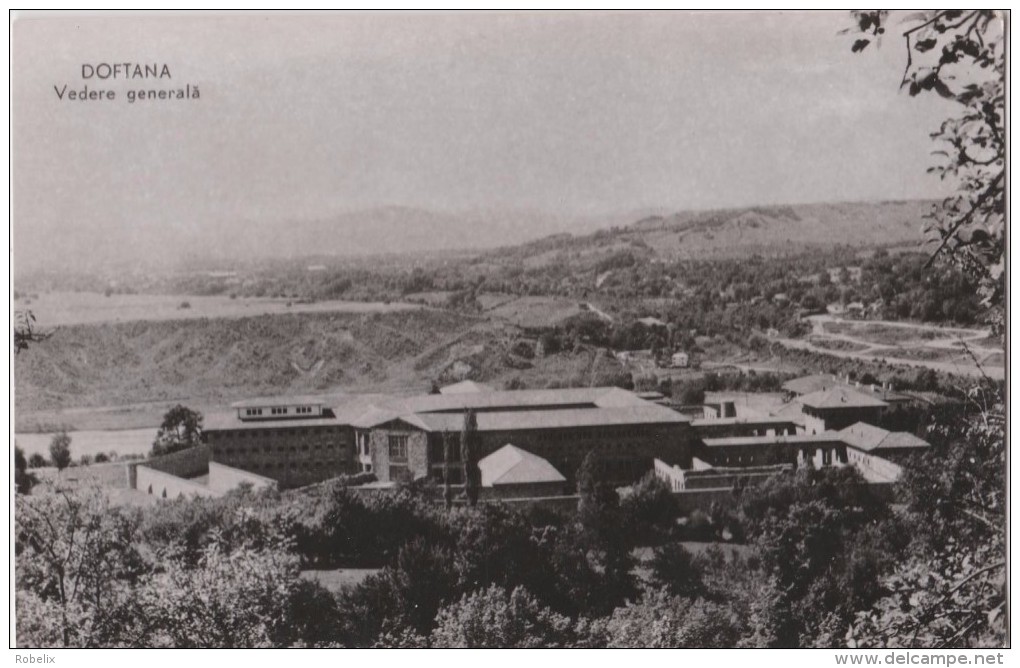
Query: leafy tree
[[13, 309, 49, 355], [620, 472, 678, 546], [15, 485, 146, 646], [847, 11, 1004, 329], [650, 542, 706, 599], [461, 409, 480, 506], [152, 404, 204, 457], [431, 585, 574, 648], [442, 432, 453, 510], [588, 589, 746, 648], [28, 453, 48, 468], [849, 381, 1004, 647], [48, 432, 72, 471], [15, 446, 37, 495]]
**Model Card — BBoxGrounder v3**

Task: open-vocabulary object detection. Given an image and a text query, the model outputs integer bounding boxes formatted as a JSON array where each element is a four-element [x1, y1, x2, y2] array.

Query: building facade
[[349, 386, 695, 487], [204, 396, 355, 489]]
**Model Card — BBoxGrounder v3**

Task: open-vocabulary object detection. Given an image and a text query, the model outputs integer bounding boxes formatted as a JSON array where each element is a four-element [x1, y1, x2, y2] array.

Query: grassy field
[[300, 568, 380, 593], [821, 320, 983, 345], [16, 291, 423, 328], [485, 295, 587, 328], [15, 427, 156, 459]]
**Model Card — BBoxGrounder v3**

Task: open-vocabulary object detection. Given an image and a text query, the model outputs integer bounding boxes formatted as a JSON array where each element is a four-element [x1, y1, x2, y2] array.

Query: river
[[14, 428, 158, 460]]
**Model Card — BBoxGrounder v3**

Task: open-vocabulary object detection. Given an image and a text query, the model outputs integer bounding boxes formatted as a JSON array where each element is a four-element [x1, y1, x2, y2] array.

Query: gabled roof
[[392, 386, 650, 414], [478, 445, 566, 486], [800, 385, 888, 410], [702, 433, 844, 447], [410, 405, 688, 433], [782, 374, 842, 396], [439, 380, 495, 395], [839, 422, 930, 453]]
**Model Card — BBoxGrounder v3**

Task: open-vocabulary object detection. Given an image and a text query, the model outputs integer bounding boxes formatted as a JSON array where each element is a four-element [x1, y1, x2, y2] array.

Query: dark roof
[[408, 405, 688, 433], [393, 386, 650, 414], [702, 433, 844, 447], [691, 416, 799, 428], [205, 413, 341, 431]]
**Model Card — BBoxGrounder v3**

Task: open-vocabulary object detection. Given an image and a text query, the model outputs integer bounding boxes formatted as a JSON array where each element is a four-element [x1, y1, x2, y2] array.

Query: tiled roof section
[[702, 433, 844, 447], [205, 413, 342, 431], [782, 374, 842, 396], [403, 405, 688, 433], [839, 422, 930, 452], [690, 416, 800, 427], [391, 386, 651, 414], [439, 380, 495, 394], [799, 385, 888, 409], [479, 444, 566, 486], [230, 395, 329, 409]]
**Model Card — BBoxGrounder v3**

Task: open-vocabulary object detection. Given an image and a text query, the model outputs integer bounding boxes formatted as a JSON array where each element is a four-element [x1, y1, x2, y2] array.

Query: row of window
[[244, 406, 318, 417], [216, 443, 347, 455], [209, 427, 343, 438], [244, 460, 336, 472]]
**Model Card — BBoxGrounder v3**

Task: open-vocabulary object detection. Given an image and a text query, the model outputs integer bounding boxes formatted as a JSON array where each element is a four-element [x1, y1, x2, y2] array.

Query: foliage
[[847, 11, 1004, 329], [461, 409, 480, 506], [650, 542, 706, 599], [14, 309, 49, 354], [151, 404, 204, 457], [849, 381, 1005, 647], [15, 484, 146, 646], [15, 446, 37, 495], [588, 589, 747, 648], [619, 472, 679, 546], [431, 585, 574, 648], [48, 432, 72, 471]]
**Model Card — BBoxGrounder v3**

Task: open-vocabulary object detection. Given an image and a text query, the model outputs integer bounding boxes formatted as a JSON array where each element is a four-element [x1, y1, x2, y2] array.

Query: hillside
[[490, 200, 934, 266], [13, 306, 619, 428]]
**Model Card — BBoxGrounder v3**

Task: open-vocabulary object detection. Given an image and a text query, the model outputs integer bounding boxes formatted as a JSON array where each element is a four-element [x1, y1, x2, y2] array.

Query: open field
[[15, 427, 157, 459], [484, 295, 588, 328], [300, 568, 381, 594], [779, 314, 1004, 380], [16, 291, 423, 328]]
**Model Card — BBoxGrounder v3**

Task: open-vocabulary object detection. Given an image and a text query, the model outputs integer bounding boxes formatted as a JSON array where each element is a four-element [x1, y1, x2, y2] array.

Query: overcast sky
[[12, 11, 956, 271]]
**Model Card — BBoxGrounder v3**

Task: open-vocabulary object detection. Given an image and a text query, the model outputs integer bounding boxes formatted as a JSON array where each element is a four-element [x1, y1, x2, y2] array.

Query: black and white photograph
[[9, 9, 1008, 652]]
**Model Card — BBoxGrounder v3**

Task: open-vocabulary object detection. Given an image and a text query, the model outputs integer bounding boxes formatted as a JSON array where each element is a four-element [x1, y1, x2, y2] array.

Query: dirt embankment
[[14, 309, 479, 415]]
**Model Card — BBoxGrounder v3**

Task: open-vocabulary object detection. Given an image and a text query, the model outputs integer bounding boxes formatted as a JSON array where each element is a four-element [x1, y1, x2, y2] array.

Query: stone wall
[[479, 481, 570, 500], [208, 462, 278, 493], [370, 426, 429, 482], [143, 445, 210, 477], [135, 465, 218, 499]]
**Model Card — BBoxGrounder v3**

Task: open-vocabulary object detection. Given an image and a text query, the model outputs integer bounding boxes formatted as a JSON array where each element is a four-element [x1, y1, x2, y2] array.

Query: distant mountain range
[[14, 199, 935, 276]]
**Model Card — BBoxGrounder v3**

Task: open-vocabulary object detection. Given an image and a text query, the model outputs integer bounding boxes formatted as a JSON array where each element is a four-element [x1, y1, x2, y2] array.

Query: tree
[[13, 310, 49, 355], [49, 432, 72, 471], [847, 11, 1005, 331], [461, 409, 480, 507], [15, 485, 146, 646], [431, 585, 574, 648], [442, 432, 453, 510], [15, 446, 37, 495], [152, 404, 203, 457]]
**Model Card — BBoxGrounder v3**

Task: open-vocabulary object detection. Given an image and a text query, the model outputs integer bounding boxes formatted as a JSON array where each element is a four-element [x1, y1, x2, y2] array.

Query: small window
[[388, 434, 408, 461]]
